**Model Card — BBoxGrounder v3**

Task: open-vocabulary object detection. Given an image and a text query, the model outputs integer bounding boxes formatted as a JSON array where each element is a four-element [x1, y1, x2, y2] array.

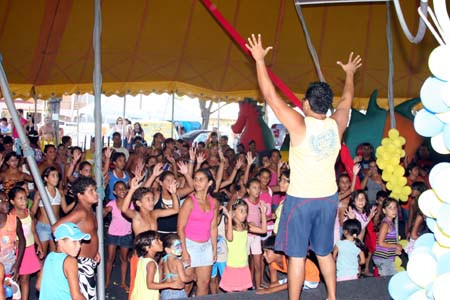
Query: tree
[[199, 99, 214, 129]]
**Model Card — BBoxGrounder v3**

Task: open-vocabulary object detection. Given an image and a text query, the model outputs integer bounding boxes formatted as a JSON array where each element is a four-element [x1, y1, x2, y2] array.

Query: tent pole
[[217, 100, 220, 133], [123, 94, 127, 138], [93, 0, 105, 298], [0, 56, 57, 224], [171, 93, 175, 138], [33, 93, 38, 131]]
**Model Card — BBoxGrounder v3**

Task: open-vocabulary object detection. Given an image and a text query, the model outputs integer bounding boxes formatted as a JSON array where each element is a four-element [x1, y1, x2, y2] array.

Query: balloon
[[407, 248, 437, 287], [402, 186, 412, 196], [382, 171, 392, 182], [398, 177, 407, 187], [418, 190, 444, 218], [414, 109, 445, 137], [443, 124, 450, 150], [429, 163, 450, 190], [420, 76, 450, 113], [436, 252, 450, 276], [385, 164, 394, 173], [426, 282, 434, 300], [432, 241, 450, 260], [389, 128, 400, 139], [382, 138, 390, 146], [435, 224, 450, 248], [386, 181, 393, 191], [414, 233, 436, 250], [427, 217, 437, 233], [388, 271, 421, 300], [432, 273, 450, 300], [393, 165, 405, 177], [433, 167, 450, 204], [389, 156, 400, 165], [398, 136, 406, 146], [407, 289, 427, 300], [437, 204, 450, 236], [399, 193, 409, 202], [441, 81, 450, 106], [436, 110, 450, 124], [431, 133, 450, 154], [428, 45, 450, 81]]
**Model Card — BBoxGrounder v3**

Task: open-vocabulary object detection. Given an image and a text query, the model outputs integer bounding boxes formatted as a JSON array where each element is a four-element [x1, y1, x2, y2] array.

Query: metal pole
[[33, 94, 38, 131], [171, 93, 175, 138], [0, 55, 57, 224], [76, 94, 80, 146], [93, 0, 105, 298], [217, 100, 220, 133], [123, 94, 126, 138]]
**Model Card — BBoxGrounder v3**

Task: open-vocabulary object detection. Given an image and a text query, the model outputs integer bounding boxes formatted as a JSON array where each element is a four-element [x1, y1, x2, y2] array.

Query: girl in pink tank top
[[178, 169, 219, 296]]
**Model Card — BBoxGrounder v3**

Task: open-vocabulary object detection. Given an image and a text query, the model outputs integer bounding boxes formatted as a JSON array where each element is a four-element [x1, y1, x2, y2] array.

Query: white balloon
[[429, 45, 450, 81], [429, 163, 450, 190], [418, 189, 444, 218], [407, 289, 427, 300], [436, 111, 450, 124], [433, 167, 450, 204], [432, 241, 450, 260], [437, 204, 450, 236], [441, 81, 450, 106], [435, 224, 450, 248], [433, 273, 450, 300], [421, 77, 449, 113], [431, 133, 450, 154], [407, 249, 438, 288]]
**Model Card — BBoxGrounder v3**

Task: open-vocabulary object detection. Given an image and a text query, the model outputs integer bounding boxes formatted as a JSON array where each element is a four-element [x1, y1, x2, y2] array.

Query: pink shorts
[[19, 246, 41, 275], [337, 275, 358, 282], [247, 234, 262, 255]]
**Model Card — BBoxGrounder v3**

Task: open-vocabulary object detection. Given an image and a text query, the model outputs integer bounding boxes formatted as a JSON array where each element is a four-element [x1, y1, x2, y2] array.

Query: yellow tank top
[[19, 212, 35, 247], [226, 230, 248, 268], [131, 257, 159, 300], [287, 117, 340, 198]]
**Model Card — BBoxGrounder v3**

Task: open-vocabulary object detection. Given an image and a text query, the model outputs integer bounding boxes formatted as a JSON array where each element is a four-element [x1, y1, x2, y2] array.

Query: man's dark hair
[[197, 141, 205, 147], [220, 135, 228, 141], [43, 144, 56, 153], [305, 82, 334, 114], [112, 132, 121, 139], [111, 151, 125, 162], [62, 136, 71, 145], [72, 177, 96, 200]]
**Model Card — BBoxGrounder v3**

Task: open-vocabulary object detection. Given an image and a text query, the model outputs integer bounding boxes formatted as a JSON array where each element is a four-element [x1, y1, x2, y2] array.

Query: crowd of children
[[0, 125, 437, 299]]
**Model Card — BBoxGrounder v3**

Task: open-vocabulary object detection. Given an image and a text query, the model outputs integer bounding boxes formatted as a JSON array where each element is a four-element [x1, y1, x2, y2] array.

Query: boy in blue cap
[[37, 222, 91, 300]]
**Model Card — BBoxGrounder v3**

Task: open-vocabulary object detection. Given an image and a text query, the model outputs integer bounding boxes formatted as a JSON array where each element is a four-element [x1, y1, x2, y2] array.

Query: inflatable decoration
[[344, 90, 423, 158], [375, 128, 411, 201], [231, 98, 275, 152], [389, 2, 450, 299]]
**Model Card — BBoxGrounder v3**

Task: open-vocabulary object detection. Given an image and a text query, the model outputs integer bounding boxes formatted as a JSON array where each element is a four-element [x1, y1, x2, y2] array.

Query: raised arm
[[176, 161, 194, 198], [214, 150, 225, 193], [120, 176, 141, 219], [220, 157, 243, 189], [246, 34, 305, 142], [66, 151, 82, 183], [143, 163, 163, 188], [60, 190, 75, 213], [249, 202, 267, 234], [153, 181, 180, 219], [221, 206, 233, 242], [102, 148, 112, 176], [331, 52, 362, 139], [244, 152, 255, 185]]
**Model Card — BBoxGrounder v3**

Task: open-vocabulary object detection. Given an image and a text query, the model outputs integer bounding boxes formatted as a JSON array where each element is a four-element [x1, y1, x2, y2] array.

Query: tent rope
[[392, 0, 428, 44], [294, 2, 325, 82], [386, 1, 396, 129]]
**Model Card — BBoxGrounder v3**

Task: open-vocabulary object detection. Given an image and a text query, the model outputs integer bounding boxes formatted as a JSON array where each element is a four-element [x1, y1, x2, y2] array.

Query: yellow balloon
[[399, 149, 406, 158], [399, 193, 409, 202], [398, 136, 406, 146], [386, 181, 393, 191], [388, 128, 400, 139], [393, 165, 405, 177], [402, 186, 412, 195], [390, 156, 400, 165], [381, 138, 390, 146], [398, 177, 407, 186], [393, 137, 402, 148], [382, 171, 392, 182], [385, 165, 394, 173]]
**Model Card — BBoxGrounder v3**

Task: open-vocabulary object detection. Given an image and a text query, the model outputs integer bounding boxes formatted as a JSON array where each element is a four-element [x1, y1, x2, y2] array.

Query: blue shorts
[[161, 289, 187, 300], [106, 233, 134, 248], [275, 193, 338, 257], [36, 221, 52, 242], [211, 261, 226, 278]]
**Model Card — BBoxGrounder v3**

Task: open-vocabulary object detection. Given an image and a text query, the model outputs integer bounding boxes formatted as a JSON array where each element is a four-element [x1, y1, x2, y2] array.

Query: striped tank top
[[374, 218, 397, 260]]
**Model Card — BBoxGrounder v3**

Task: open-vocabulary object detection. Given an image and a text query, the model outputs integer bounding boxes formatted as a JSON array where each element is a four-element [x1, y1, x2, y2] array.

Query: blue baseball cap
[[54, 222, 91, 241]]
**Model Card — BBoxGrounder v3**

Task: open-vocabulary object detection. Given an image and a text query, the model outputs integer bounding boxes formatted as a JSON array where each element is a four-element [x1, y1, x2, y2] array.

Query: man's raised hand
[[245, 34, 273, 62], [337, 52, 362, 74]]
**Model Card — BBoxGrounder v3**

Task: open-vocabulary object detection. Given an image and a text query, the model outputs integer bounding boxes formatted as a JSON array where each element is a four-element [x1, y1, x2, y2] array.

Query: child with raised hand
[[345, 190, 377, 241], [51, 177, 100, 300], [373, 198, 402, 276], [9, 187, 42, 300], [245, 178, 268, 289], [333, 219, 366, 281], [0, 191, 25, 282], [160, 234, 194, 299], [122, 175, 180, 297], [37, 222, 90, 300], [104, 181, 133, 291], [219, 200, 267, 292], [131, 230, 184, 300], [32, 166, 74, 257], [105, 150, 130, 200]]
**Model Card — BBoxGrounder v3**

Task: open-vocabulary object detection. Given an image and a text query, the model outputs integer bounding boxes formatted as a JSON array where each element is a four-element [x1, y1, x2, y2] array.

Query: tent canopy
[[0, 0, 440, 109]]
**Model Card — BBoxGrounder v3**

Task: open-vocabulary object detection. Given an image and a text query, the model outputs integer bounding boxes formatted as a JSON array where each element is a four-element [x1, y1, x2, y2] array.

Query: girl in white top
[[31, 166, 74, 256]]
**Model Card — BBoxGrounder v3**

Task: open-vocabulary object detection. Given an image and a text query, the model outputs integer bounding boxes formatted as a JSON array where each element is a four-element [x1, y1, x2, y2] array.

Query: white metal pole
[[171, 93, 175, 138], [93, 0, 105, 298]]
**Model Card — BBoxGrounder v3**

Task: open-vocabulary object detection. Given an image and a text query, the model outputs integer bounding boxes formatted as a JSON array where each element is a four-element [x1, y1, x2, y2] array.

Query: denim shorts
[[373, 257, 396, 276], [275, 193, 338, 257], [36, 221, 52, 242], [106, 233, 133, 248], [161, 288, 187, 300], [185, 238, 213, 268], [211, 261, 226, 278]]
